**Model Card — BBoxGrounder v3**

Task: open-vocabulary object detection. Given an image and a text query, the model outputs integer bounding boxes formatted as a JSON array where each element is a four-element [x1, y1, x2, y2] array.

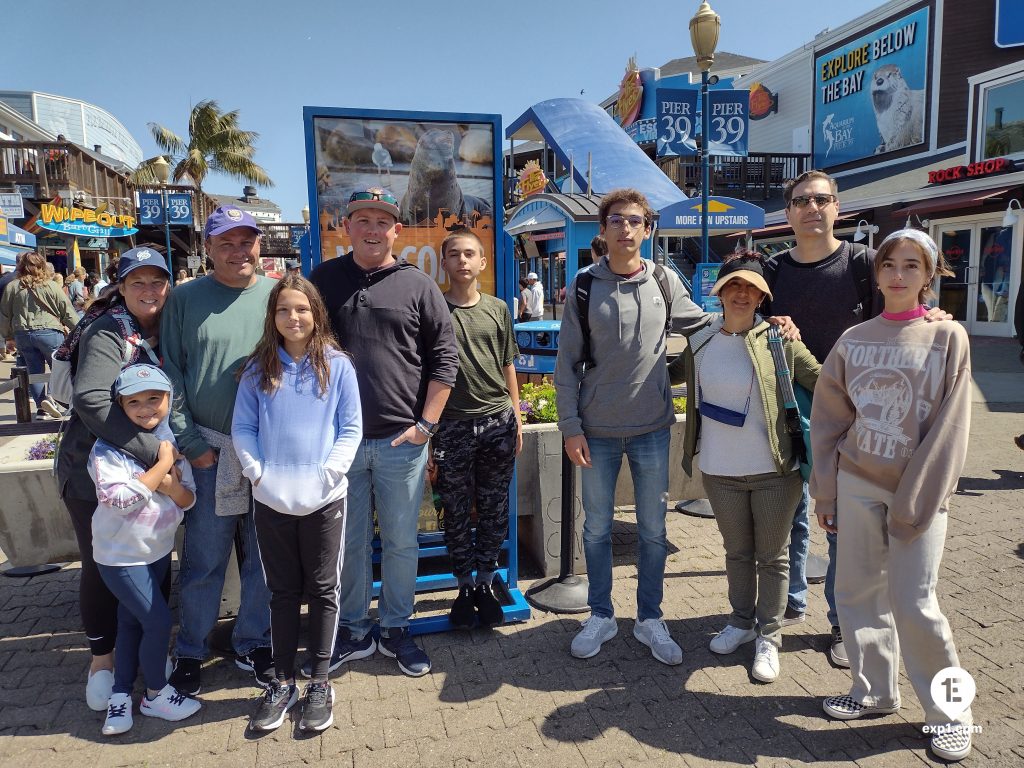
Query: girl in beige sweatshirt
[[809, 229, 974, 763]]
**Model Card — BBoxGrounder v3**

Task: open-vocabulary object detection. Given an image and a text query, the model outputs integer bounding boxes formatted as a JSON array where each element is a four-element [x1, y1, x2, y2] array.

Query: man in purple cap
[[310, 188, 459, 677], [161, 205, 275, 694]]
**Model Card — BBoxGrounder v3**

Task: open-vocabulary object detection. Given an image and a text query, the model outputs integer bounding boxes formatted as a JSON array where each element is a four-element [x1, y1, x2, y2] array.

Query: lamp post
[[151, 156, 175, 286], [690, 0, 720, 265]]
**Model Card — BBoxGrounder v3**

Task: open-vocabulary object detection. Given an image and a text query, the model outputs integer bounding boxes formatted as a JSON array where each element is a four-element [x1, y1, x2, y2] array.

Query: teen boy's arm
[[553, 278, 591, 468]]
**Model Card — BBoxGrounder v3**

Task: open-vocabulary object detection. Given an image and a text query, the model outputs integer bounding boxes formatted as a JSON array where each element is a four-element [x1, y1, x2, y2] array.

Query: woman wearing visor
[[678, 253, 820, 683]]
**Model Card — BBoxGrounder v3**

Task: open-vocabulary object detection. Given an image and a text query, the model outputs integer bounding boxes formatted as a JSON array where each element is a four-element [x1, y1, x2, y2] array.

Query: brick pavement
[[1, 340, 1023, 767]]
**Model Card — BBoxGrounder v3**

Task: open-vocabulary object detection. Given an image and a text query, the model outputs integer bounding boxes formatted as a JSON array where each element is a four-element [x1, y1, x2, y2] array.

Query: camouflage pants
[[432, 407, 518, 577]]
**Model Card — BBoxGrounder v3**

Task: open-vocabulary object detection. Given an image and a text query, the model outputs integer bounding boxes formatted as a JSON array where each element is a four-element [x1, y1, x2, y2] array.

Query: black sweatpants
[[253, 497, 346, 682], [65, 495, 171, 657]]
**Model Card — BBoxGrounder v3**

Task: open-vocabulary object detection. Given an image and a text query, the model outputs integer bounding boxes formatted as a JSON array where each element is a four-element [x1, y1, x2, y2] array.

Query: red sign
[[529, 231, 565, 242], [927, 157, 1016, 184]]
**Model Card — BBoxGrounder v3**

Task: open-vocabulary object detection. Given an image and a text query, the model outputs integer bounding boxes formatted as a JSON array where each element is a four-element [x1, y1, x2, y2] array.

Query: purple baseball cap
[[204, 205, 261, 239]]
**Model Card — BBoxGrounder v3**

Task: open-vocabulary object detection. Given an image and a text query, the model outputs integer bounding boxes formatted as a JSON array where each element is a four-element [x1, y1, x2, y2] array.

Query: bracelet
[[415, 420, 435, 438]]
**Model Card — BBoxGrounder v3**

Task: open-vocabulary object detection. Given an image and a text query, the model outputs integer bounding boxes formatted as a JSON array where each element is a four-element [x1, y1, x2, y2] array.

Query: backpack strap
[[849, 241, 874, 316], [575, 270, 595, 370], [652, 263, 673, 335]]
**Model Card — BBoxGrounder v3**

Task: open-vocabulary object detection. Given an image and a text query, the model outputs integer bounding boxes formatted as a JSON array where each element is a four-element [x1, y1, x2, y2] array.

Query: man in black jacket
[[310, 188, 458, 678]]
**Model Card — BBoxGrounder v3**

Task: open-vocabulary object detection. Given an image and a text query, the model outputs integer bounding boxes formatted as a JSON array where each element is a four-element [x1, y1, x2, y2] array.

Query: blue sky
[[8, 0, 885, 221]]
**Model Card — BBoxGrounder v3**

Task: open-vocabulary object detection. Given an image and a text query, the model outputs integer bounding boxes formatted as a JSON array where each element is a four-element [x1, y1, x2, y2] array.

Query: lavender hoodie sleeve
[[231, 366, 263, 483]]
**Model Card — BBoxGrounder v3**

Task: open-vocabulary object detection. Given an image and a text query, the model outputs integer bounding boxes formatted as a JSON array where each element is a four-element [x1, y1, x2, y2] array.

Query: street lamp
[[151, 156, 175, 286], [690, 0, 720, 264]]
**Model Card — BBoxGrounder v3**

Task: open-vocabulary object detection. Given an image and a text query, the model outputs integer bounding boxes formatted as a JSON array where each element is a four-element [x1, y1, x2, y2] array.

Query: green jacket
[[0, 278, 78, 338], [678, 315, 821, 477]]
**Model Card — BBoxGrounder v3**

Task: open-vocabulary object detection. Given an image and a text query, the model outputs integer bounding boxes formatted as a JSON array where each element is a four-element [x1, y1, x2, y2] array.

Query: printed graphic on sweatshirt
[[842, 340, 944, 459]]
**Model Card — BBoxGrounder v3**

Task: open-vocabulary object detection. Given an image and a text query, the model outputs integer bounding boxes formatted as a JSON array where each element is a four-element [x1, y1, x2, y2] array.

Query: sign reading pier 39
[[813, 6, 930, 167]]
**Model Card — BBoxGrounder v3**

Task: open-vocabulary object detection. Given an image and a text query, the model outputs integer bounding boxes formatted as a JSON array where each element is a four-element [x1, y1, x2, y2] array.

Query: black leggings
[[64, 496, 171, 657]]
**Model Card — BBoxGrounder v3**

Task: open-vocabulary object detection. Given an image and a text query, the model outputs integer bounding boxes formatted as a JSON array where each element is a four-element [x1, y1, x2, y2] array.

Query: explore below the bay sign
[[38, 203, 138, 238]]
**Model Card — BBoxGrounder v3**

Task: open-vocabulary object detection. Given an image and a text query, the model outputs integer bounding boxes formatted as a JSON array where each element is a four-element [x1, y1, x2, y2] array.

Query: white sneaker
[[40, 397, 65, 420], [930, 725, 972, 762], [140, 684, 202, 722], [633, 618, 682, 665], [751, 636, 780, 682], [570, 615, 618, 659], [101, 692, 133, 736], [87, 668, 114, 712], [709, 625, 757, 655]]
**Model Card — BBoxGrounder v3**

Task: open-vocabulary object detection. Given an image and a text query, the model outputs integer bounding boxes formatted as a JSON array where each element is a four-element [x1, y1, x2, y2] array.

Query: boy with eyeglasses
[[310, 187, 459, 678], [553, 188, 709, 665], [768, 169, 947, 668]]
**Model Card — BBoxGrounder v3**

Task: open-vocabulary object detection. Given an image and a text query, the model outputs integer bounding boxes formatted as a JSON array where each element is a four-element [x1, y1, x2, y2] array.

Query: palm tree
[[131, 99, 273, 192]]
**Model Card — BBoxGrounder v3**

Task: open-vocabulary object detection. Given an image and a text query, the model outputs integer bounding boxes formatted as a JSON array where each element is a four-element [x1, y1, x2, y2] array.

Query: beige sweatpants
[[835, 469, 971, 727], [703, 470, 802, 644]]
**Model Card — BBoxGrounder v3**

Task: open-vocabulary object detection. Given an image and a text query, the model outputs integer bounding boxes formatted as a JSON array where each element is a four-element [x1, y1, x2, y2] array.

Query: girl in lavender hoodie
[[232, 275, 362, 735]]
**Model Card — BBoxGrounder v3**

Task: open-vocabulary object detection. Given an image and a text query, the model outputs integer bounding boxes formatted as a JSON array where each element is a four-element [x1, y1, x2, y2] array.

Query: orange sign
[[319, 210, 496, 296], [617, 56, 643, 128], [517, 160, 547, 198]]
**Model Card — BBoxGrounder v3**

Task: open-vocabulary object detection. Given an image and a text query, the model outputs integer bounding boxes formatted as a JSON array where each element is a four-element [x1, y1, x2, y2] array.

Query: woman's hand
[[816, 509, 837, 534], [157, 441, 176, 468]]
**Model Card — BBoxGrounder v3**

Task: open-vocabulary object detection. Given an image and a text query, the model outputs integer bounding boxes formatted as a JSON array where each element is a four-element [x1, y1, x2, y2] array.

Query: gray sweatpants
[[703, 470, 802, 644], [836, 469, 971, 727]]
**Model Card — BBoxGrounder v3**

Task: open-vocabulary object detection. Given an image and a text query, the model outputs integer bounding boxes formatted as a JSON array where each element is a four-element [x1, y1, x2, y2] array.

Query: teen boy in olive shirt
[[430, 229, 521, 630]]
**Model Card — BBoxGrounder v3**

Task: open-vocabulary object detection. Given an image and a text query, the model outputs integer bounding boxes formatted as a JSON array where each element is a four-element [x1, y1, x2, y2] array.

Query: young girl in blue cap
[[232, 274, 362, 735], [89, 363, 200, 736]]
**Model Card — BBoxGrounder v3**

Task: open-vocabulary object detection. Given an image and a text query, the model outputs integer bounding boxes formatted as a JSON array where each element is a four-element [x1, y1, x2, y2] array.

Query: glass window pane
[[983, 78, 1024, 160], [938, 228, 971, 321], [978, 226, 1013, 322]]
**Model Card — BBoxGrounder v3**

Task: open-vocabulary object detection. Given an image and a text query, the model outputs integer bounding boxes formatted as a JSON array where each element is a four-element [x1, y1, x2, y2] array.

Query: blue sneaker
[[300, 627, 376, 679], [378, 627, 430, 677]]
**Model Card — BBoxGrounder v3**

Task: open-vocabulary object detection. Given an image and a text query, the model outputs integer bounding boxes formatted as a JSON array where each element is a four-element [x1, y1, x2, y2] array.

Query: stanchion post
[[13, 365, 32, 423]]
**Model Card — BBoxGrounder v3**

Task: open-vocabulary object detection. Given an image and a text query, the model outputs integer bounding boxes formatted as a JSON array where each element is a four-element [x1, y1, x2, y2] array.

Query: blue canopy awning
[[0, 246, 20, 267], [507, 98, 688, 212]]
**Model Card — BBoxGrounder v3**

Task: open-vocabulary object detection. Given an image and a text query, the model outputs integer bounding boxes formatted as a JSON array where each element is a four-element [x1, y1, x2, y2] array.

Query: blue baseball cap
[[117, 247, 171, 280], [114, 364, 172, 397], [204, 205, 261, 239]]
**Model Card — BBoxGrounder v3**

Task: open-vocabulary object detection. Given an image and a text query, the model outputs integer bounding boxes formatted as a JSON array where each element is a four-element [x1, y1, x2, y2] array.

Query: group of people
[[553, 176, 973, 763], [52, 189, 521, 738], [16, 170, 975, 761]]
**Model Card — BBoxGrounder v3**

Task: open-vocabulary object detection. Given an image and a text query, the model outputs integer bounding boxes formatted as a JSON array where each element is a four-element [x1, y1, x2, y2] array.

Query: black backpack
[[762, 241, 874, 319], [575, 264, 673, 370]]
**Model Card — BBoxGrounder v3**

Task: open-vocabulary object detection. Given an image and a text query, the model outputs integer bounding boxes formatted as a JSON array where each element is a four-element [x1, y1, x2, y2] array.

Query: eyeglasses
[[349, 189, 398, 206], [606, 214, 648, 230], [788, 194, 837, 209]]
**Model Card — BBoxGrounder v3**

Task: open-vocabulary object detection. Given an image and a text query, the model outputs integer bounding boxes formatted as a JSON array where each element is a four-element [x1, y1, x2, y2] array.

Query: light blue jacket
[[232, 347, 362, 516]]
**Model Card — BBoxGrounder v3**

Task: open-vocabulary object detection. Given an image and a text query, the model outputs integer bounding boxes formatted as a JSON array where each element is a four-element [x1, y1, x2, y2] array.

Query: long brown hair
[[15, 251, 49, 288], [239, 274, 341, 396]]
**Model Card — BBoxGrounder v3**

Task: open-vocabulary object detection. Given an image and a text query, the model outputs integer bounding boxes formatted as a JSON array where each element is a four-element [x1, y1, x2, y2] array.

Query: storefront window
[[982, 76, 1024, 160]]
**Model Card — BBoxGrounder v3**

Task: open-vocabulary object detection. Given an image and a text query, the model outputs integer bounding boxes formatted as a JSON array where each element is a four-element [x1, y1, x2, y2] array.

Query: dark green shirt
[[442, 293, 518, 420]]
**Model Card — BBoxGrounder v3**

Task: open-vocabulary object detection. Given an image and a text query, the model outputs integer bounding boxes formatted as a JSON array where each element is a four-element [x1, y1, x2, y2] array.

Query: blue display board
[[813, 6, 930, 167], [656, 89, 698, 157], [996, 0, 1024, 47], [707, 90, 750, 158], [138, 192, 193, 226], [695, 262, 722, 312]]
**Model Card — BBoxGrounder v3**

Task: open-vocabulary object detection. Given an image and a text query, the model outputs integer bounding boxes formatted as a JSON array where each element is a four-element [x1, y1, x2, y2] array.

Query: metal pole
[[701, 68, 710, 264], [163, 184, 175, 286]]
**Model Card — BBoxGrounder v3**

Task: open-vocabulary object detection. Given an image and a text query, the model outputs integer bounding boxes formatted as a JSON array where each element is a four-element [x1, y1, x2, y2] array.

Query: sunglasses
[[349, 189, 398, 206], [788, 194, 836, 209]]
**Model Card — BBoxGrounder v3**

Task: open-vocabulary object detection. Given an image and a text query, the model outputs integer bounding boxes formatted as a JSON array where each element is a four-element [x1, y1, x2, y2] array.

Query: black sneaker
[[298, 681, 334, 732], [299, 627, 376, 679], [780, 605, 806, 627], [449, 585, 476, 629], [378, 627, 430, 677], [168, 657, 201, 696], [248, 680, 298, 732], [236, 646, 275, 689], [829, 626, 851, 668], [473, 582, 504, 628]]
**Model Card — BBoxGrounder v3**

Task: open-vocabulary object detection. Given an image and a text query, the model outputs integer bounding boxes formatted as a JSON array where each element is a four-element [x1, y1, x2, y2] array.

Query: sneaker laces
[[306, 683, 329, 707], [754, 638, 775, 662], [167, 690, 187, 706], [265, 681, 289, 704], [107, 701, 128, 718], [579, 616, 611, 639], [644, 619, 672, 645]]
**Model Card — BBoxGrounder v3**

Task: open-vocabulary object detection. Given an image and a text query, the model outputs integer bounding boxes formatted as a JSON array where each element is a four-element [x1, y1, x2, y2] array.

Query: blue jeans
[[98, 554, 172, 695], [14, 328, 64, 408], [787, 482, 838, 626], [174, 463, 271, 659], [580, 428, 670, 621], [337, 436, 429, 637]]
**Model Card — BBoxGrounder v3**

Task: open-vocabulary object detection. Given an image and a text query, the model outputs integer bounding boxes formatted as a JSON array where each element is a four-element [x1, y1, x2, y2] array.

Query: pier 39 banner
[[813, 6, 930, 168]]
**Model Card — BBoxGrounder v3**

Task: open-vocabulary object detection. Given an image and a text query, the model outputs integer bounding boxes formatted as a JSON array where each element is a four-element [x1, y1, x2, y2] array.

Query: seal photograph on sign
[[870, 63, 925, 154]]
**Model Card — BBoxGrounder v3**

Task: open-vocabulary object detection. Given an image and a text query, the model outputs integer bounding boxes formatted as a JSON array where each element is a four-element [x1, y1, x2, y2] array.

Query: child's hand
[[158, 471, 176, 494], [157, 441, 176, 466]]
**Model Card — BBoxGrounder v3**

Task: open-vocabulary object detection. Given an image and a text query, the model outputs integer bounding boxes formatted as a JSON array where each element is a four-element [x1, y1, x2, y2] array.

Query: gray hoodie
[[554, 258, 708, 439]]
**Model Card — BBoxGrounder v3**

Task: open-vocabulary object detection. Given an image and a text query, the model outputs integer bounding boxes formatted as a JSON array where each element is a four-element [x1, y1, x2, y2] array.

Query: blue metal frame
[[301, 105, 529, 633]]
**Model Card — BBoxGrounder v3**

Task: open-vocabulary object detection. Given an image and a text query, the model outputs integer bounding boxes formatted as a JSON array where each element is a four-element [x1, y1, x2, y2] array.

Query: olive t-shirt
[[443, 293, 518, 419]]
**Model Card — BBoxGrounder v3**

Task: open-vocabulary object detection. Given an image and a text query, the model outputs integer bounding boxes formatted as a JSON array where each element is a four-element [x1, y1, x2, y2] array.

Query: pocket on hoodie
[[585, 379, 668, 430], [252, 464, 329, 515]]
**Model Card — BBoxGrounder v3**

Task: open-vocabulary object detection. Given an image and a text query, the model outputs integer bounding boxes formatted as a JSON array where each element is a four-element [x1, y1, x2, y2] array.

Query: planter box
[[516, 415, 706, 577], [0, 459, 79, 568]]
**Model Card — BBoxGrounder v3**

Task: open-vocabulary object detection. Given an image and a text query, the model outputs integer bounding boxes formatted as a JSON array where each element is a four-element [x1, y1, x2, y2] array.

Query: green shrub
[[519, 379, 559, 424]]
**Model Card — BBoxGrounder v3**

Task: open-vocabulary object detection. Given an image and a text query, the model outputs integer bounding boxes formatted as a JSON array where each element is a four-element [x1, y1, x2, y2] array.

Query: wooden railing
[[0, 141, 134, 212], [660, 152, 811, 201]]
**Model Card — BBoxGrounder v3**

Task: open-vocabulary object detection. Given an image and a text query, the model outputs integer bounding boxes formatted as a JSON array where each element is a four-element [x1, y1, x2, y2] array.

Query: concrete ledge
[[0, 460, 78, 567]]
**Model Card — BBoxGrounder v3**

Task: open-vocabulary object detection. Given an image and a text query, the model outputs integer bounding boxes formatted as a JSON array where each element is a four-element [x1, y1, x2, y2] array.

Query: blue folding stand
[[299, 107, 531, 635]]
